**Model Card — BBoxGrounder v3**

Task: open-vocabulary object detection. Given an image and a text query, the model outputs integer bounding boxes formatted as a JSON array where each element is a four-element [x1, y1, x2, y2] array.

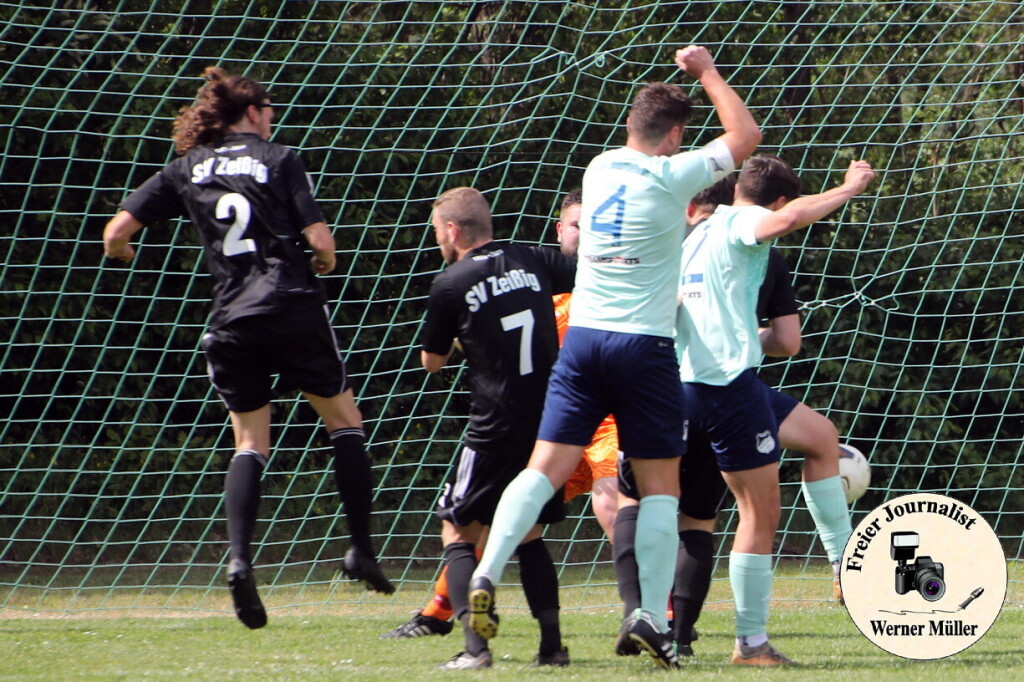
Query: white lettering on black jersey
[[421, 241, 576, 453], [464, 267, 542, 312], [120, 132, 327, 329], [190, 155, 269, 184]]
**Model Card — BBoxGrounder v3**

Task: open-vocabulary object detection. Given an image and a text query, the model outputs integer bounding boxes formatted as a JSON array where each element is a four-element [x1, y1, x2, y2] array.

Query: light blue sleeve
[[660, 150, 715, 198], [728, 206, 773, 248]]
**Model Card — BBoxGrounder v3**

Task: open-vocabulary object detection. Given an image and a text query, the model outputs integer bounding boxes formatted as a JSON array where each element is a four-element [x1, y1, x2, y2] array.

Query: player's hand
[[105, 243, 135, 262], [311, 255, 335, 274], [843, 160, 876, 193], [675, 45, 716, 79]]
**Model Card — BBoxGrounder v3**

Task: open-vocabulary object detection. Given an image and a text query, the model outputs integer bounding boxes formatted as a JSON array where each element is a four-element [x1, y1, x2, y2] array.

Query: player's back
[[572, 146, 719, 338], [124, 132, 327, 328], [431, 242, 574, 453], [677, 204, 772, 385]]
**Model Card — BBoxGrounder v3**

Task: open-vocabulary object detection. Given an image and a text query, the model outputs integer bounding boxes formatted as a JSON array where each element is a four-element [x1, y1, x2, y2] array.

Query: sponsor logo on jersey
[[191, 155, 269, 184], [678, 272, 704, 301], [584, 255, 640, 265], [464, 268, 542, 312]]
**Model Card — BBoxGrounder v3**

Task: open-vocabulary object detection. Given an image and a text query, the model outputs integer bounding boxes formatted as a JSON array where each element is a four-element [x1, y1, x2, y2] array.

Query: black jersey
[[757, 247, 800, 324], [121, 132, 328, 329], [421, 242, 576, 454]]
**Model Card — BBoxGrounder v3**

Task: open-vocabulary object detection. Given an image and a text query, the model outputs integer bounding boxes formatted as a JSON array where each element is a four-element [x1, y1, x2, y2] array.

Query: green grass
[[3, 606, 1023, 680], [3, 564, 1022, 679]]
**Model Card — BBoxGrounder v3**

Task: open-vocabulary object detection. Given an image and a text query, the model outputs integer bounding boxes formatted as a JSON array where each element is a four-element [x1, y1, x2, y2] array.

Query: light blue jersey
[[571, 141, 733, 338], [677, 204, 773, 385]]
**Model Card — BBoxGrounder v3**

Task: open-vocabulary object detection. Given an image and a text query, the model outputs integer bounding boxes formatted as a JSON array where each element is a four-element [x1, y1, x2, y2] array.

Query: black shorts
[[617, 426, 728, 521], [201, 306, 348, 413], [437, 445, 566, 527]]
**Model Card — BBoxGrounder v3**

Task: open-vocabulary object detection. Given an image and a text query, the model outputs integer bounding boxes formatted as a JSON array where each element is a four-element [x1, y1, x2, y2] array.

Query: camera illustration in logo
[[891, 531, 945, 601]]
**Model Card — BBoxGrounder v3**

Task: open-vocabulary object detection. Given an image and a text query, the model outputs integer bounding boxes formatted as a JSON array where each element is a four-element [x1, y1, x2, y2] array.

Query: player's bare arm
[[675, 45, 761, 166], [302, 221, 336, 274], [103, 210, 145, 262], [759, 313, 801, 357], [421, 348, 452, 373], [755, 160, 875, 242]]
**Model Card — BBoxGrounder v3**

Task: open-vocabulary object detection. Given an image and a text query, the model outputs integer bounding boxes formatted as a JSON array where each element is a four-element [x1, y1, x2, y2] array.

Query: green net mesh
[[2, 1, 1021, 616]]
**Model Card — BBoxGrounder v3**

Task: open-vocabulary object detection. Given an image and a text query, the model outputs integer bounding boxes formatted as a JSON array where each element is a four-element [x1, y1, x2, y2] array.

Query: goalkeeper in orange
[[381, 190, 621, 639]]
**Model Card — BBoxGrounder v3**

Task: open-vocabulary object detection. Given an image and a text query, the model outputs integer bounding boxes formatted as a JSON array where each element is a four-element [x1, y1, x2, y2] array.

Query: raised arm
[[302, 221, 336, 274], [676, 46, 762, 166], [103, 210, 145, 262], [754, 160, 876, 242]]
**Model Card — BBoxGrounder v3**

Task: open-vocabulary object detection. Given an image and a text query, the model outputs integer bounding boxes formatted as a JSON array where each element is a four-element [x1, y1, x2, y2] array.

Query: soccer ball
[[838, 443, 871, 503]]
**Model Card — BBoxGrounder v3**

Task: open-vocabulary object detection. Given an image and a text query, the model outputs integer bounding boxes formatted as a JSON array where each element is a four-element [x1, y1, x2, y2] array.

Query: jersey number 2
[[500, 309, 535, 375], [216, 193, 256, 256]]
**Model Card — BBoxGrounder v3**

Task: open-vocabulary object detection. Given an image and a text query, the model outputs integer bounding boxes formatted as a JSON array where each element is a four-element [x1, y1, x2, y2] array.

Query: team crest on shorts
[[755, 430, 775, 454]]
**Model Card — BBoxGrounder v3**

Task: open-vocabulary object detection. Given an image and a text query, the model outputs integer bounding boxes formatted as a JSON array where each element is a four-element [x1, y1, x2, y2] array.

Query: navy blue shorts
[[201, 306, 347, 413], [538, 327, 686, 460], [684, 369, 781, 473], [767, 385, 799, 425], [617, 425, 724, 519]]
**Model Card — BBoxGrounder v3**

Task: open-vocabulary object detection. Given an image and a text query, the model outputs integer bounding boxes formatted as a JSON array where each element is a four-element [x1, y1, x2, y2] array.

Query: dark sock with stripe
[[225, 450, 266, 568], [444, 541, 488, 656], [673, 529, 715, 644], [516, 538, 562, 656], [613, 505, 641, 617], [330, 427, 375, 555]]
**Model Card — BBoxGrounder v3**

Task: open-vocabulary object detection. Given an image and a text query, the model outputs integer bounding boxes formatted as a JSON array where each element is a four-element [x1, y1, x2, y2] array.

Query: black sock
[[444, 542, 488, 657], [330, 428, 375, 555], [672, 529, 715, 644], [516, 538, 562, 656], [225, 450, 266, 567], [613, 505, 640, 617]]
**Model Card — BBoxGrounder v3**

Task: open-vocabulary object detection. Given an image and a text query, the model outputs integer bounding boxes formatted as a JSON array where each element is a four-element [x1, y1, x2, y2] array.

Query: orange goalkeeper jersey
[[553, 293, 620, 501]]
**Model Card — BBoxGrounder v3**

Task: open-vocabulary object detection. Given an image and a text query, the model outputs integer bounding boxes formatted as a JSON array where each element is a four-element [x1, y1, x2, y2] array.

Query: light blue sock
[[729, 552, 772, 637], [474, 469, 554, 585], [802, 475, 852, 563], [635, 494, 679, 632]]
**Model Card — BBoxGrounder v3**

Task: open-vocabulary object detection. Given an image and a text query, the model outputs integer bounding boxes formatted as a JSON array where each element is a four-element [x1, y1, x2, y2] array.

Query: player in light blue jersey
[[468, 45, 762, 670], [677, 155, 875, 665]]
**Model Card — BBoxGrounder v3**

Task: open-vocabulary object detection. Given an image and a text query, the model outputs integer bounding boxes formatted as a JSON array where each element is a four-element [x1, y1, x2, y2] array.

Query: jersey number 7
[[500, 309, 535, 376]]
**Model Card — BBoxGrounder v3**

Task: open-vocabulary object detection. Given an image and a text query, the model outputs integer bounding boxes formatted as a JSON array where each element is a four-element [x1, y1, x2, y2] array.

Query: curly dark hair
[[171, 66, 270, 154], [627, 82, 692, 144], [691, 174, 737, 211]]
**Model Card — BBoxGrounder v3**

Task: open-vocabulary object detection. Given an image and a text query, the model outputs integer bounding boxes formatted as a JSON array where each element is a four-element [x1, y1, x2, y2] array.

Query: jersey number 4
[[216, 193, 256, 256], [500, 309, 535, 376], [591, 184, 626, 245]]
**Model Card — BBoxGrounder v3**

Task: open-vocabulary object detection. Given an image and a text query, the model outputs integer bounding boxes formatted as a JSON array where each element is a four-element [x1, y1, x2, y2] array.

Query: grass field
[[3, 564, 1022, 680]]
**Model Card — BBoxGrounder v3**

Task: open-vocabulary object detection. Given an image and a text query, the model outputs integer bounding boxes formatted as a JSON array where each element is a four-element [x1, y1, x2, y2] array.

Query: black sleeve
[[420, 272, 459, 355], [280, 149, 327, 229], [120, 167, 185, 224], [757, 248, 800, 323], [531, 245, 577, 294]]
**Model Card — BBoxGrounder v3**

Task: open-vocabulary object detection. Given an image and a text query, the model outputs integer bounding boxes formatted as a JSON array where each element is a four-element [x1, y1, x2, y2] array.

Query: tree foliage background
[[1, 1, 1021, 593]]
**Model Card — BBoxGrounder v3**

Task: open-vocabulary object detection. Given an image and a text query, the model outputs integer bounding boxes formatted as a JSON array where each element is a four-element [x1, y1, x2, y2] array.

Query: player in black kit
[[102, 67, 393, 630], [421, 187, 576, 670]]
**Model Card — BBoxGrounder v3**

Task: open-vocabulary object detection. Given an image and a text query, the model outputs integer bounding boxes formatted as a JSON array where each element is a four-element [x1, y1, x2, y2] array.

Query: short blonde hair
[[432, 187, 493, 242]]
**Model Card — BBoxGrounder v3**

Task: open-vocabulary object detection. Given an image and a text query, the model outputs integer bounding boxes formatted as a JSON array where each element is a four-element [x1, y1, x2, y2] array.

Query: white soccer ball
[[838, 443, 871, 503]]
